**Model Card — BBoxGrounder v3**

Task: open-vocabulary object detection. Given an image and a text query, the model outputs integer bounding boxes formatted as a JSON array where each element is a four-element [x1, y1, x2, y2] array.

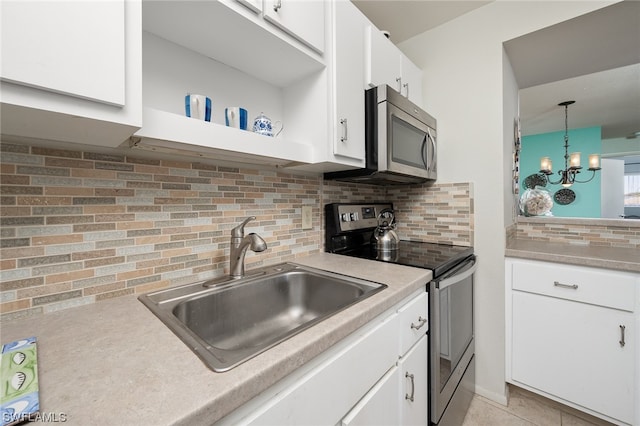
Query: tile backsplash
[[321, 181, 474, 246], [514, 217, 640, 249], [1, 142, 473, 320]]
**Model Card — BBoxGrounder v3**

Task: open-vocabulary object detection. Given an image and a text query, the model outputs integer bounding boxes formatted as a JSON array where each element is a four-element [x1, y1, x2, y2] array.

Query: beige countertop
[[506, 239, 640, 273], [0, 253, 432, 425]]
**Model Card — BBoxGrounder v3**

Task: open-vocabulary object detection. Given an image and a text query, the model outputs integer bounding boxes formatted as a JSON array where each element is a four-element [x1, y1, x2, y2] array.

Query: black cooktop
[[335, 240, 473, 278]]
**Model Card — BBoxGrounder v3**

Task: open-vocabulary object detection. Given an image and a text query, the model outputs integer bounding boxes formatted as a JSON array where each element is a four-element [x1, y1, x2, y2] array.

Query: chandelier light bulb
[[540, 157, 552, 173], [569, 152, 581, 169]]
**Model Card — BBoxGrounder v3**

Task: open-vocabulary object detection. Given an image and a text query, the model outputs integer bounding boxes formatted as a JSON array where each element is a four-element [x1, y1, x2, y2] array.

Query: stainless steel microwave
[[325, 84, 437, 185]]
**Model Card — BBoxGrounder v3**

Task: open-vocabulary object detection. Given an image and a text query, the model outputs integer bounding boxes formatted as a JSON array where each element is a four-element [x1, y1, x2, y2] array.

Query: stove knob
[[350, 212, 359, 221], [341, 213, 350, 222]]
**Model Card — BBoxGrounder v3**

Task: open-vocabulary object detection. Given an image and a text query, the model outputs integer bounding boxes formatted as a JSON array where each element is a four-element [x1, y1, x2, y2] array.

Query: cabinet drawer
[[398, 291, 428, 356], [340, 365, 400, 426], [511, 260, 637, 311]]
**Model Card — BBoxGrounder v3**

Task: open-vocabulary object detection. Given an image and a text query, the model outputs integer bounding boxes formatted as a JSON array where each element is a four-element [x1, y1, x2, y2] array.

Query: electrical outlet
[[302, 206, 312, 230]]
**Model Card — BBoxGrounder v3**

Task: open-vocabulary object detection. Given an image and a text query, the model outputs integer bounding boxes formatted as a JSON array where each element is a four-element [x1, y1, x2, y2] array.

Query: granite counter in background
[[506, 216, 640, 272], [506, 239, 640, 273]]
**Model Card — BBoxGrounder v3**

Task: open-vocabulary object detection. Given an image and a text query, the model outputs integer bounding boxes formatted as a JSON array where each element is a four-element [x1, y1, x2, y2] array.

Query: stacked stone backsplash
[[321, 181, 473, 246], [1, 143, 323, 321], [515, 217, 640, 249], [1, 142, 473, 320], [388, 183, 473, 246]]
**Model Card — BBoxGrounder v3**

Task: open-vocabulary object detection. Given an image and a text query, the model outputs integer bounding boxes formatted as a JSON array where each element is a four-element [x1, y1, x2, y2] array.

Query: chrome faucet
[[229, 216, 267, 279]]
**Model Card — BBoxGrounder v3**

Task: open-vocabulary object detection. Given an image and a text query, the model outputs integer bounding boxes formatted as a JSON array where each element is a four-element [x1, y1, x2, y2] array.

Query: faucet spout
[[229, 217, 267, 279], [247, 233, 267, 252]]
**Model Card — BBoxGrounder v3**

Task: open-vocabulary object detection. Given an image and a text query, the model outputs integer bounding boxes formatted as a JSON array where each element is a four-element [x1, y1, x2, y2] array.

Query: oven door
[[430, 255, 477, 425], [377, 99, 437, 180]]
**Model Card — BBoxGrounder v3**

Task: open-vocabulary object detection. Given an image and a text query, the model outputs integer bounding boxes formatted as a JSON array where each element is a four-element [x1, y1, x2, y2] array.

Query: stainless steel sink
[[138, 263, 386, 372]]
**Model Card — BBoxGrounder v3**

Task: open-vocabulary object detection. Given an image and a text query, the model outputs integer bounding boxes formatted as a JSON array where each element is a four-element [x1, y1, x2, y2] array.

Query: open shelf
[[130, 107, 313, 167]]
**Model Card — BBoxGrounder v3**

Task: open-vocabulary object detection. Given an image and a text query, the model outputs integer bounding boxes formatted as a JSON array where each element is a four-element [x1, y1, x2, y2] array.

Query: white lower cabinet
[[506, 258, 639, 425], [342, 323, 429, 426], [341, 365, 401, 426], [399, 336, 429, 426], [341, 291, 429, 426], [218, 288, 429, 425]]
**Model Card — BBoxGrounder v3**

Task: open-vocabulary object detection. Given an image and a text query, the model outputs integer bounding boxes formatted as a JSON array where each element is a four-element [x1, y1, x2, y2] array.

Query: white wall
[[399, 0, 619, 404]]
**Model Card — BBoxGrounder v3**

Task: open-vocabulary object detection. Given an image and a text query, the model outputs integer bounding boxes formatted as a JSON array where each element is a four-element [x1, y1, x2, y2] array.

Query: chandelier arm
[[539, 171, 563, 185], [573, 169, 597, 184]]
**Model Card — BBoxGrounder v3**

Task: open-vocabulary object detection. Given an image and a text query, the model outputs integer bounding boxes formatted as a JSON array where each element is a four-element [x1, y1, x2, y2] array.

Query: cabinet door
[[399, 337, 429, 426], [263, 0, 324, 53], [401, 55, 423, 107], [511, 291, 635, 424], [238, 313, 399, 425], [0, 0, 141, 147], [365, 25, 402, 91], [340, 366, 401, 426], [332, 0, 366, 161], [1, 0, 125, 106]]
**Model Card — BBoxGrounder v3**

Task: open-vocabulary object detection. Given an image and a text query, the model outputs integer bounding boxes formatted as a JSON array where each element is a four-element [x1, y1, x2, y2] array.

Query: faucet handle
[[231, 216, 256, 238]]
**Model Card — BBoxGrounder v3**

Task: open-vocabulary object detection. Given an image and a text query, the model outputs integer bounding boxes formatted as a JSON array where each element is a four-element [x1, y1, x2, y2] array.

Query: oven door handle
[[436, 256, 477, 290]]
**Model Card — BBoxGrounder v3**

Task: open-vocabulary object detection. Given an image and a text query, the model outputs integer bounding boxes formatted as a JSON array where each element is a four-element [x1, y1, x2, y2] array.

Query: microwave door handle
[[427, 128, 436, 172], [421, 135, 429, 169]]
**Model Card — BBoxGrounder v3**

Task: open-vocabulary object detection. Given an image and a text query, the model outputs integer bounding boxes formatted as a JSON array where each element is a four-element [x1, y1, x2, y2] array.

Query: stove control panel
[[334, 203, 392, 232]]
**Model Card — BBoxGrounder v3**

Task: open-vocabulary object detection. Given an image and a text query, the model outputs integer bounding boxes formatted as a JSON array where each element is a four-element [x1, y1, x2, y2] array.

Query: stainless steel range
[[325, 202, 477, 426]]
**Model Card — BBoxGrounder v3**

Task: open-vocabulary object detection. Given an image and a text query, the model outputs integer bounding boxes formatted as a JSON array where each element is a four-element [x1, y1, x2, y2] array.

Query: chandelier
[[538, 100, 601, 188]]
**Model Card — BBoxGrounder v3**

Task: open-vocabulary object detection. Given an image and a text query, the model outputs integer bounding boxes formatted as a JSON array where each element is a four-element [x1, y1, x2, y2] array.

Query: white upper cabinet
[[236, 0, 262, 14], [365, 26, 424, 107], [0, 0, 142, 147], [329, 0, 368, 164], [136, 1, 328, 167], [366, 25, 402, 92], [401, 54, 423, 106], [2, 1, 125, 106], [263, 0, 325, 53], [142, 1, 324, 89]]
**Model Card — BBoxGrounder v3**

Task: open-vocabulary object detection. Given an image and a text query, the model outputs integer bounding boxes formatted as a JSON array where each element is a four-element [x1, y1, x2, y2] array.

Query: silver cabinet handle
[[403, 82, 409, 98], [396, 76, 402, 93], [553, 281, 578, 290], [410, 316, 427, 330], [340, 118, 348, 142], [620, 325, 626, 347], [405, 372, 415, 402], [273, 0, 282, 12]]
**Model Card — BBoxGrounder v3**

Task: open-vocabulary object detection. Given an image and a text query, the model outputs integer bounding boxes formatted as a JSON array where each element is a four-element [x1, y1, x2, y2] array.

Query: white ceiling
[[352, 0, 640, 141], [504, 1, 640, 140], [352, 0, 491, 44]]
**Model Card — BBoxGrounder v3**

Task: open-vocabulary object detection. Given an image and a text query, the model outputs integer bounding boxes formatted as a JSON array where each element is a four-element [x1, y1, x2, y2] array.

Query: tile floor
[[462, 385, 615, 426]]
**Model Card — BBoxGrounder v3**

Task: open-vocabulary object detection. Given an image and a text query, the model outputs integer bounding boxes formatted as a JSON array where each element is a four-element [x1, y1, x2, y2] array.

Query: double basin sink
[[139, 263, 386, 372]]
